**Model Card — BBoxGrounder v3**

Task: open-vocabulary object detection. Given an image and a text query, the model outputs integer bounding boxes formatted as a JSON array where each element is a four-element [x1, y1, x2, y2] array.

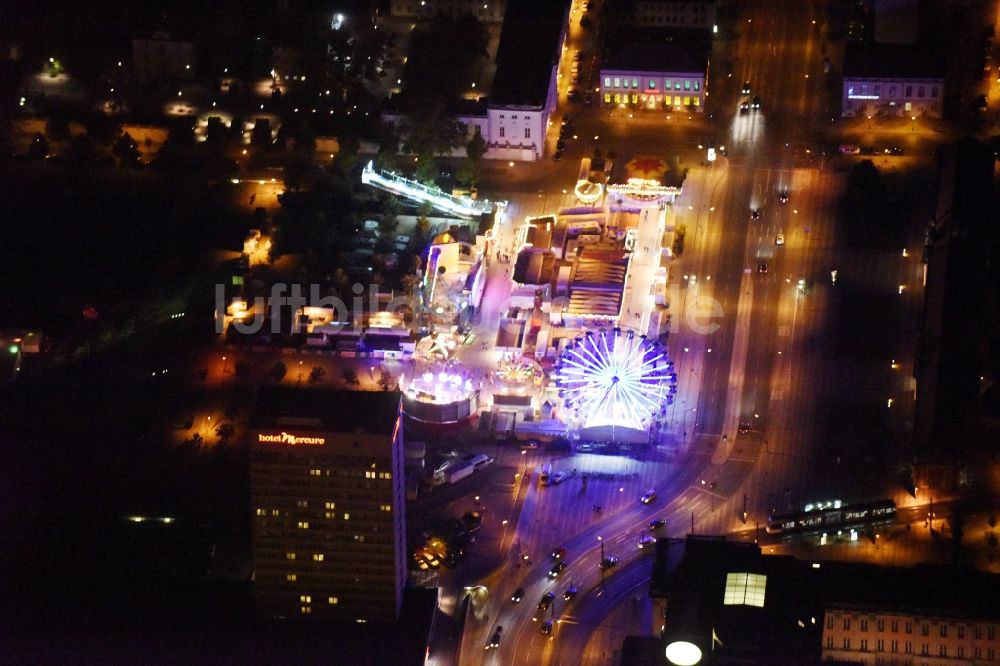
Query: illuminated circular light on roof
[[574, 179, 603, 204], [404, 364, 477, 406], [665, 641, 702, 665], [553, 328, 674, 430]]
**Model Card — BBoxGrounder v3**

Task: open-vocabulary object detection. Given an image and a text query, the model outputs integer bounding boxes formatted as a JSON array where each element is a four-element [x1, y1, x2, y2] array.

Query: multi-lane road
[[444, 1, 937, 663]]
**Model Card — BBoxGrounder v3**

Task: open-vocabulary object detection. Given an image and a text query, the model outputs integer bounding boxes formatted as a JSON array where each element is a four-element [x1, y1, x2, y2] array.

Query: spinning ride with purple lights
[[553, 328, 675, 433]]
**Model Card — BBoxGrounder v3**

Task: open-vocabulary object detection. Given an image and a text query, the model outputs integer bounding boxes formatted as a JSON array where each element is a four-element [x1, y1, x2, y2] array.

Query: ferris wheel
[[553, 328, 675, 431]]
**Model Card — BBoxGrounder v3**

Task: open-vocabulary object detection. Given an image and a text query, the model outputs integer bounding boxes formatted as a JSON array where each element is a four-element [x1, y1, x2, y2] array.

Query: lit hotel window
[[310, 469, 321, 476], [300, 595, 311, 603], [365, 471, 375, 479], [313, 553, 324, 561], [286, 552, 296, 560], [380, 504, 392, 512], [343, 513, 350, 520], [255, 508, 265, 516], [329, 596, 339, 605], [286, 574, 297, 582], [271, 510, 280, 517], [325, 512, 335, 519], [297, 500, 308, 508], [325, 501, 336, 509], [300, 606, 311, 614], [297, 521, 309, 529]]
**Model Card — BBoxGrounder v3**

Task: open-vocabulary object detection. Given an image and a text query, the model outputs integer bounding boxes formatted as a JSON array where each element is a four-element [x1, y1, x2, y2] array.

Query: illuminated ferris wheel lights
[[554, 328, 675, 430]]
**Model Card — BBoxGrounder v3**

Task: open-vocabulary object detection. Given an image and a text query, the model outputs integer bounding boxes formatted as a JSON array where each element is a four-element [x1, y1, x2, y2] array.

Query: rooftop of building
[[602, 27, 710, 73], [648, 535, 1000, 663], [843, 41, 946, 79], [252, 387, 401, 435], [489, 0, 568, 107]]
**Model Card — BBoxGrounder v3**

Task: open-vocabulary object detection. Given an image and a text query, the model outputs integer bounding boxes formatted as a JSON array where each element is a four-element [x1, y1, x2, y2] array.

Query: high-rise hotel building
[[250, 388, 407, 622]]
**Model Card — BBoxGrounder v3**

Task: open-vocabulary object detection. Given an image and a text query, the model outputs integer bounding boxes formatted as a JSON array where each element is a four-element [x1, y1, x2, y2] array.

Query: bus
[[765, 499, 897, 535]]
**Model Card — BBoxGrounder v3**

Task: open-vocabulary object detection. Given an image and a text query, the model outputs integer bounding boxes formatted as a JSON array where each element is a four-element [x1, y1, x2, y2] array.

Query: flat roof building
[[645, 536, 1000, 665], [624, 0, 715, 30], [250, 388, 407, 622], [841, 42, 946, 117], [600, 28, 710, 112]]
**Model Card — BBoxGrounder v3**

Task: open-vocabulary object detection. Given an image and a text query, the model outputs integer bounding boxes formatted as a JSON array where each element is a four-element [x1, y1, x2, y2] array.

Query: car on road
[[640, 489, 657, 504], [584, 92, 593, 106], [549, 561, 567, 578], [511, 587, 525, 603], [839, 144, 861, 154], [551, 546, 568, 560], [561, 114, 572, 126], [556, 138, 567, 151], [540, 620, 553, 635], [750, 208, 760, 220], [649, 518, 667, 530], [742, 80, 751, 95], [486, 626, 503, 650], [553, 149, 563, 162], [775, 233, 785, 246], [778, 190, 789, 204], [885, 145, 904, 155], [739, 96, 750, 114], [752, 95, 761, 110], [738, 422, 751, 434], [563, 585, 578, 601], [600, 556, 619, 570], [573, 50, 583, 61], [534, 592, 555, 620], [757, 261, 769, 274], [568, 88, 580, 102], [638, 534, 656, 549]]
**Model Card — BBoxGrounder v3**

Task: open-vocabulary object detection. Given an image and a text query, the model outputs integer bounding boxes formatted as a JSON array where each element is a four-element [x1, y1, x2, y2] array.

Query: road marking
[[778, 325, 790, 336], [770, 389, 784, 401]]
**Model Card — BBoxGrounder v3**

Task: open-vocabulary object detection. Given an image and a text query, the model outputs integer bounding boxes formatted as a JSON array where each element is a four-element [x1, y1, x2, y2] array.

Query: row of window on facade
[[829, 616, 997, 640], [497, 127, 532, 138], [847, 83, 939, 99], [604, 76, 700, 92], [826, 637, 995, 660], [307, 468, 392, 479], [604, 93, 700, 107]]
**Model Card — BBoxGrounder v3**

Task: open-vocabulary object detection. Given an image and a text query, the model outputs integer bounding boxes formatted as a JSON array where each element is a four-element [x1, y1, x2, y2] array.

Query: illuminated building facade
[[841, 43, 945, 118], [600, 29, 709, 112], [250, 388, 407, 622], [822, 608, 1000, 664]]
